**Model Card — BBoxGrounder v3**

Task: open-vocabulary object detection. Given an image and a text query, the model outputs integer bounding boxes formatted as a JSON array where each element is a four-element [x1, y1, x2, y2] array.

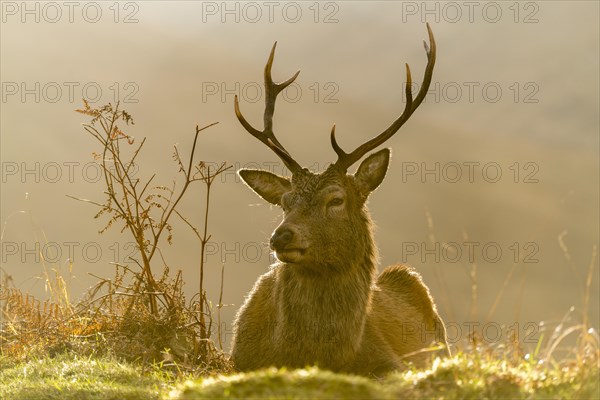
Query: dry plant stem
[[76, 103, 223, 317], [485, 262, 519, 323], [199, 165, 213, 340], [217, 263, 225, 350], [172, 134, 230, 341], [147, 123, 217, 264], [581, 245, 598, 358], [197, 162, 230, 340], [462, 231, 478, 323], [94, 104, 159, 313]]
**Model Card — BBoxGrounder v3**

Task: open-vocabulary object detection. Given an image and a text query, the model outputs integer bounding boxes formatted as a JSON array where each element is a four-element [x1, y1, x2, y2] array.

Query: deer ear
[[239, 169, 291, 206], [354, 148, 390, 194]]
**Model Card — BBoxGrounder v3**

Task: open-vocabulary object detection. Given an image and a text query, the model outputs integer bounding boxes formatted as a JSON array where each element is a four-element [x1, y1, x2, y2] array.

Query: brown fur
[[231, 151, 449, 376]]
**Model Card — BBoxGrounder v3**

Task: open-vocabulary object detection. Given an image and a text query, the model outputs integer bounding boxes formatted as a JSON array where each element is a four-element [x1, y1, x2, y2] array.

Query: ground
[[1, 353, 598, 400]]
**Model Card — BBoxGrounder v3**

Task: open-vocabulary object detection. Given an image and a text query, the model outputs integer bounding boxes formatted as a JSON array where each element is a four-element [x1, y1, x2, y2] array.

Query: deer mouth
[[274, 248, 306, 263]]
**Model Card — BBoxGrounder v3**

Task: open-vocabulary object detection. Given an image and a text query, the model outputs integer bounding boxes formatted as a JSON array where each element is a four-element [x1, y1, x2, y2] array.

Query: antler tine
[[234, 42, 302, 174], [333, 23, 436, 172]]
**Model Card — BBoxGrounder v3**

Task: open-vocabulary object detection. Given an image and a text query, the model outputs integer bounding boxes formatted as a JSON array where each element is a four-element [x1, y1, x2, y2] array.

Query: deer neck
[[275, 231, 377, 324], [272, 238, 375, 368]]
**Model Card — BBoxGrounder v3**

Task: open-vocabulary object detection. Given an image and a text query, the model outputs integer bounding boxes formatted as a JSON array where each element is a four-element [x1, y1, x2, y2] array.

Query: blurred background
[[1, 1, 598, 351]]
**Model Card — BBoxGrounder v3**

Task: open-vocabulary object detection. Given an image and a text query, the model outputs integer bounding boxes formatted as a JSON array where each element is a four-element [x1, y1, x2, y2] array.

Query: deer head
[[235, 24, 436, 272]]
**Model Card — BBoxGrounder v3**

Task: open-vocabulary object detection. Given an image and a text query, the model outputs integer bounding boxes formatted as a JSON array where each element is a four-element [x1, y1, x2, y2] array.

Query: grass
[[0, 353, 165, 400], [1, 351, 598, 400], [173, 354, 599, 399]]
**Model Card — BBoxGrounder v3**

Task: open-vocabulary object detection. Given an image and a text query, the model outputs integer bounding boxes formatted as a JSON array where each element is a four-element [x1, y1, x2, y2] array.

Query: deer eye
[[327, 198, 344, 208]]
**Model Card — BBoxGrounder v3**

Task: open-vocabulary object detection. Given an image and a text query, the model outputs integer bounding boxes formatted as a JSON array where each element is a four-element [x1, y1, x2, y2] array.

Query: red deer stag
[[231, 24, 448, 376]]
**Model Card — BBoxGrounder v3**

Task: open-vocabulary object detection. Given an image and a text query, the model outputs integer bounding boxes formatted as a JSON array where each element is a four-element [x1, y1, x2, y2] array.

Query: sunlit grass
[[170, 349, 598, 399], [0, 353, 166, 400], [1, 349, 597, 400]]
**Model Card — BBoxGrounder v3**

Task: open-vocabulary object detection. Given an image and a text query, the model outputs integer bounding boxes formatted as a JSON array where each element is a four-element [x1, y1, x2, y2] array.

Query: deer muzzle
[[270, 226, 306, 263]]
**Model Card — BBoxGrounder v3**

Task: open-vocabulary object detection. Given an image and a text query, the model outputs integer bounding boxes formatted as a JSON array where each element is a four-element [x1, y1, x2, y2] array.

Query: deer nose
[[270, 227, 294, 251]]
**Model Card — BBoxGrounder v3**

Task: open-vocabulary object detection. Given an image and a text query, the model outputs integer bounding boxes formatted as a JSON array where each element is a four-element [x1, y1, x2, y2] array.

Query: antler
[[331, 23, 436, 172], [234, 42, 302, 174]]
